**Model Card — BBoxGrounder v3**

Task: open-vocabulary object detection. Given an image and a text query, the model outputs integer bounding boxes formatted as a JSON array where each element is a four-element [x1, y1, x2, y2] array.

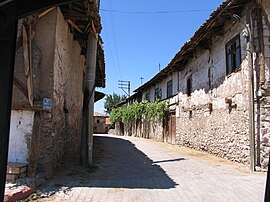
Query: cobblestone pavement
[[31, 134, 266, 202]]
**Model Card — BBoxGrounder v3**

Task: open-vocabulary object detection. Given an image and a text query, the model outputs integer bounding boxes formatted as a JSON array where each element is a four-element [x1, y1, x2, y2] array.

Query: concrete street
[[32, 134, 266, 202]]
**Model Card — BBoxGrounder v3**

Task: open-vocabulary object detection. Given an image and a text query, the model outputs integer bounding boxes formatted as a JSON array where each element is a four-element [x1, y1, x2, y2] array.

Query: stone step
[[6, 163, 28, 183]]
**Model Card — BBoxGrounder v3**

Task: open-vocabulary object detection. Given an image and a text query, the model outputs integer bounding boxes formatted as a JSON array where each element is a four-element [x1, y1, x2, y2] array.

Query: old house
[[8, 0, 105, 179], [118, 0, 270, 170], [93, 112, 109, 134]]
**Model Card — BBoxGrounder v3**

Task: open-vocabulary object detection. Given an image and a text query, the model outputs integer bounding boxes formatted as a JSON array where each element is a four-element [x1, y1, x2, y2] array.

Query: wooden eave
[[60, 0, 105, 88], [94, 91, 105, 102], [134, 0, 252, 93]]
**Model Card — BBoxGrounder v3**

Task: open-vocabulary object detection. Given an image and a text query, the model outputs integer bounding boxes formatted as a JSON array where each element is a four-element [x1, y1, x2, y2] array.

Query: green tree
[[104, 93, 126, 114]]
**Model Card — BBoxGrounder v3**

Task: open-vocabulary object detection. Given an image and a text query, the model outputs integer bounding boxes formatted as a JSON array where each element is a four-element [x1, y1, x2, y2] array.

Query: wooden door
[[164, 111, 176, 144]]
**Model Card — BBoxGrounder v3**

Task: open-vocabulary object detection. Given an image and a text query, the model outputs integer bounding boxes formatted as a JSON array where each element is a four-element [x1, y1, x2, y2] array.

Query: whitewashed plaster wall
[[174, 16, 253, 165], [8, 110, 34, 163], [142, 71, 179, 101]]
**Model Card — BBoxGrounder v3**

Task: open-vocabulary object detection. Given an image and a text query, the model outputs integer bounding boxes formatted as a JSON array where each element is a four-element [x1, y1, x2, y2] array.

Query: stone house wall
[[11, 8, 86, 178], [113, 1, 270, 169], [52, 7, 85, 164], [93, 116, 107, 134], [142, 73, 178, 101], [137, 1, 270, 168], [174, 14, 251, 165], [257, 0, 270, 168]]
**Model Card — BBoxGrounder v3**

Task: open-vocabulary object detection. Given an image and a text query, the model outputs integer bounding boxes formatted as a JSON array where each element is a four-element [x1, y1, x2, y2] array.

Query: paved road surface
[[33, 134, 266, 202]]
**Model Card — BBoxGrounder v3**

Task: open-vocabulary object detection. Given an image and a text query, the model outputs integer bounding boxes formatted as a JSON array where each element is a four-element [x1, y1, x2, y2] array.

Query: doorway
[[164, 111, 176, 144]]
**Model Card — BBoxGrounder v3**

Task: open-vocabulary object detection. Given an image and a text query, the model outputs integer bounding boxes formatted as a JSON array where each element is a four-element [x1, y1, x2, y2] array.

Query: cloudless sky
[[94, 0, 224, 113]]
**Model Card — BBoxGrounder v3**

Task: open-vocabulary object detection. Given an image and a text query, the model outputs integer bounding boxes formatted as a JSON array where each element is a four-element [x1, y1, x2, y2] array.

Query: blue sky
[[95, 0, 224, 113]]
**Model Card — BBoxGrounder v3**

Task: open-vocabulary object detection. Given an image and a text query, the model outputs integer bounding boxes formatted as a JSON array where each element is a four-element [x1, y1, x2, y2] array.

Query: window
[[97, 119, 100, 124], [167, 80, 173, 98], [145, 92, 150, 101], [187, 76, 192, 97], [226, 35, 241, 74], [155, 87, 162, 100]]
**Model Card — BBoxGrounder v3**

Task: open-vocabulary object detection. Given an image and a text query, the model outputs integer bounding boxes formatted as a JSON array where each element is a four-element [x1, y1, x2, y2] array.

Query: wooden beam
[[61, 11, 88, 20], [22, 25, 34, 106], [66, 19, 83, 33], [27, 24, 34, 106], [22, 25, 29, 76], [91, 20, 98, 39], [13, 77, 28, 99], [37, 7, 55, 18], [12, 104, 43, 111]]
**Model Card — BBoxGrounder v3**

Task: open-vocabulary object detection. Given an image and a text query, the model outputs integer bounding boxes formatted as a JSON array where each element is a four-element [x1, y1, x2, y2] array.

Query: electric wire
[[100, 8, 214, 14], [108, 0, 122, 79], [102, 0, 122, 81], [102, 15, 119, 78]]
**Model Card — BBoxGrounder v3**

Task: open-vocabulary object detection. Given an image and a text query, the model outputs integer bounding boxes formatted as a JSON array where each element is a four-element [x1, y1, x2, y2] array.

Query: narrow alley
[[28, 134, 265, 202]]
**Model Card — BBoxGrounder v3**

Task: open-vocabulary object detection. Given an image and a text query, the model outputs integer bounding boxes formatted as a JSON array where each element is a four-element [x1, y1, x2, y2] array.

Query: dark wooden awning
[[94, 91, 105, 102], [59, 1, 106, 88]]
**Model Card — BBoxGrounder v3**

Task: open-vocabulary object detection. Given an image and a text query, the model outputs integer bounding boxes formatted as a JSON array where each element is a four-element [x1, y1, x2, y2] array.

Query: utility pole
[[118, 80, 130, 97], [140, 77, 144, 85]]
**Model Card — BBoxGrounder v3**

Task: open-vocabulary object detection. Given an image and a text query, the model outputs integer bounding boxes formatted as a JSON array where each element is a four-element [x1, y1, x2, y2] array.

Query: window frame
[[225, 35, 241, 75], [167, 79, 173, 98], [187, 76, 192, 97], [145, 92, 150, 101], [154, 87, 162, 101]]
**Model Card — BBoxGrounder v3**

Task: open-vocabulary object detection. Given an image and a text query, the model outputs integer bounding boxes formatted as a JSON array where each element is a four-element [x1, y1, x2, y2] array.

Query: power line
[[100, 0, 123, 80], [100, 8, 214, 14]]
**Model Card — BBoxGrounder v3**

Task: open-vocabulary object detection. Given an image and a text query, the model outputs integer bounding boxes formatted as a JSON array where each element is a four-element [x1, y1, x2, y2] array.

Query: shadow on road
[[153, 158, 185, 164], [90, 135, 179, 189], [33, 135, 180, 198]]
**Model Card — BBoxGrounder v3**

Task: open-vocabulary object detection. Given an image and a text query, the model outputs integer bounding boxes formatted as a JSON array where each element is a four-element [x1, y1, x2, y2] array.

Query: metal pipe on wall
[[81, 32, 97, 167], [233, 13, 256, 171], [247, 36, 256, 172]]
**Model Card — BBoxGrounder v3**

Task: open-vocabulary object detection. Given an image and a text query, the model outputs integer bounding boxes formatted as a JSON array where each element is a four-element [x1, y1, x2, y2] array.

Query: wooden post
[[22, 24, 34, 106]]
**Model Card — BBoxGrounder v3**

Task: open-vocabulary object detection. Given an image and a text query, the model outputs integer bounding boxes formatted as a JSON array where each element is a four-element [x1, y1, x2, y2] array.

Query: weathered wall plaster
[[8, 110, 34, 163]]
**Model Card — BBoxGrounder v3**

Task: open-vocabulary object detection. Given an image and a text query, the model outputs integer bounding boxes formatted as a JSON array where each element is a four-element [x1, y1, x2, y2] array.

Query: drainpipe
[[247, 31, 256, 172], [233, 14, 256, 172], [81, 32, 97, 167]]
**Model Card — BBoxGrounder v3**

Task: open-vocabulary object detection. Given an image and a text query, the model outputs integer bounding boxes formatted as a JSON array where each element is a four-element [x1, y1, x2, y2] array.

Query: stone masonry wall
[[12, 10, 58, 177], [51, 8, 85, 171], [116, 2, 270, 169], [26, 8, 85, 178], [259, 1, 270, 168], [115, 118, 164, 142], [175, 15, 251, 165]]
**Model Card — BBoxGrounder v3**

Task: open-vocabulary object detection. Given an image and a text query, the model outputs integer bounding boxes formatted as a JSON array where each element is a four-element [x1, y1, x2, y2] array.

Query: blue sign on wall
[[43, 98, 52, 110]]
